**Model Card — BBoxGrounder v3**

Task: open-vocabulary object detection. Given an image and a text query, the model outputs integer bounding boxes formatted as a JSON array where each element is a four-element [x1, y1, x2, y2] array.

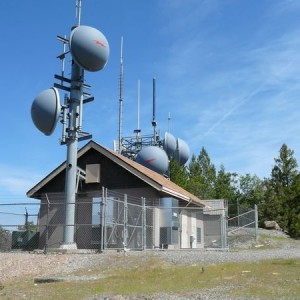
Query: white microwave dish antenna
[[69, 25, 109, 72], [31, 87, 61, 136], [136, 146, 169, 174], [174, 138, 190, 166], [163, 132, 177, 157]]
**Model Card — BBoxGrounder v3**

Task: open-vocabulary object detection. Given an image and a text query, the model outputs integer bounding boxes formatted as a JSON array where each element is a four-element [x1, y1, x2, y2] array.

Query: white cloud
[[0, 164, 42, 198], [153, 1, 300, 178]]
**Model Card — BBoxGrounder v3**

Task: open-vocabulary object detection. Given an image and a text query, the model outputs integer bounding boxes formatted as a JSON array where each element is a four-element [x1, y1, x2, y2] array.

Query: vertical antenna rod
[[76, 0, 82, 25], [118, 37, 124, 153], [152, 78, 157, 141], [137, 80, 141, 133], [168, 112, 171, 132]]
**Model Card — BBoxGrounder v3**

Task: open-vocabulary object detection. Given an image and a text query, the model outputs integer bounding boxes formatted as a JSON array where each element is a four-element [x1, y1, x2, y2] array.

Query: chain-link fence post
[[142, 197, 146, 250], [220, 209, 228, 249], [237, 199, 240, 227], [44, 194, 50, 254], [100, 187, 104, 252], [254, 204, 258, 242], [123, 194, 128, 250], [101, 187, 107, 252]]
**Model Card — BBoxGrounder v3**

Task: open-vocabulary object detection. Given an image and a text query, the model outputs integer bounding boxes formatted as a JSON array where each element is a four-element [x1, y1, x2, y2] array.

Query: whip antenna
[[152, 78, 157, 142], [118, 37, 124, 153], [76, 0, 82, 25], [137, 79, 141, 133]]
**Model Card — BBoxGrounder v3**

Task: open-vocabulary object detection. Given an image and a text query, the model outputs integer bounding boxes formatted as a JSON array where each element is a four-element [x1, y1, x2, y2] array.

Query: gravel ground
[[2, 245, 300, 283], [0, 229, 299, 299]]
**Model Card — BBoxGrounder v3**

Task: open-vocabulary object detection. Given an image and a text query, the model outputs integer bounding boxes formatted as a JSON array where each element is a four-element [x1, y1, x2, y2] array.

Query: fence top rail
[[228, 209, 255, 221], [0, 202, 40, 206], [228, 221, 256, 233], [0, 211, 37, 216]]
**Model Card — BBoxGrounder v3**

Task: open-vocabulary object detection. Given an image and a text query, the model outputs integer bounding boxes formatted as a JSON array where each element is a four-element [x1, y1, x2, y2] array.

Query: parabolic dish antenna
[[163, 132, 177, 157], [136, 146, 169, 174], [174, 138, 190, 166], [69, 25, 109, 72], [31, 87, 61, 136]]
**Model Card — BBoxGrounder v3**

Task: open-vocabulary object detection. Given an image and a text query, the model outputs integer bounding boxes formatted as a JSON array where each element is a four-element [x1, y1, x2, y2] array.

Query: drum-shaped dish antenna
[[163, 132, 177, 157], [136, 146, 169, 174], [31, 88, 61, 136], [174, 138, 190, 166], [69, 25, 109, 72]]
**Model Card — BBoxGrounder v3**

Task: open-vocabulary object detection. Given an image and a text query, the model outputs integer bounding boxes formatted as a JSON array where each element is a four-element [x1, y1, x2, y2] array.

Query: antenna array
[[116, 70, 190, 175], [30, 0, 109, 249]]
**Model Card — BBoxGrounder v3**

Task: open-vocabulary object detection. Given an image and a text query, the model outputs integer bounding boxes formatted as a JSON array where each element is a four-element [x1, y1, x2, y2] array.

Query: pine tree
[[238, 173, 264, 208], [186, 154, 203, 198], [186, 147, 216, 199], [215, 165, 237, 201], [169, 158, 188, 189], [262, 144, 300, 237], [272, 144, 298, 187], [286, 174, 300, 238], [214, 165, 238, 216]]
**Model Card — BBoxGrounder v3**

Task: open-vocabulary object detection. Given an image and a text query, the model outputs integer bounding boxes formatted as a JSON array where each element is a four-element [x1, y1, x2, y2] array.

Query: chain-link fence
[[0, 190, 232, 252], [0, 203, 39, 251], [227, 204, 258, 245]]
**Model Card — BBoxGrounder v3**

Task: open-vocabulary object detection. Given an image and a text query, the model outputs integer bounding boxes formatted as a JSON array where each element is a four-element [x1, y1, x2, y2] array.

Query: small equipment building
[[27, 140, 208, 250]]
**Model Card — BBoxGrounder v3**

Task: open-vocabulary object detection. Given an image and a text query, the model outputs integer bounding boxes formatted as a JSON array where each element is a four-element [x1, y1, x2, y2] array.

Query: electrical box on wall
[[86, 164, 101, 183]]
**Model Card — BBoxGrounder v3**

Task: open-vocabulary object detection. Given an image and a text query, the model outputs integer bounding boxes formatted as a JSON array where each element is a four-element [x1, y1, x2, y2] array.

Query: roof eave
[[27, 141, 205, 207], [27, 141, 95, 198]]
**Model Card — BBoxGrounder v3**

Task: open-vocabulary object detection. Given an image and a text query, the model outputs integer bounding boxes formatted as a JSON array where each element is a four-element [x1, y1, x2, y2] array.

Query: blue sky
[[1, 0, 300, 205]]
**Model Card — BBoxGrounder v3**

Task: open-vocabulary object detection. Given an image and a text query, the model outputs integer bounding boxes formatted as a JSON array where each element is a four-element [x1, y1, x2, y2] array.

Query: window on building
[[92, 197, 102, 225], [92, 197, 120, 225]]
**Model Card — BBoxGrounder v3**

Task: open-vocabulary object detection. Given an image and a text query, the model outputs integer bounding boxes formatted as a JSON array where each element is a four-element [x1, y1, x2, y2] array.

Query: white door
[[181, 211, 189, 248]]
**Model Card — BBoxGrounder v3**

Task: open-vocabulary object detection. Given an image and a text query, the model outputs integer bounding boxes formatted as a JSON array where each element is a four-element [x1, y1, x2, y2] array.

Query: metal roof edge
[[26, 141, 204, 207]]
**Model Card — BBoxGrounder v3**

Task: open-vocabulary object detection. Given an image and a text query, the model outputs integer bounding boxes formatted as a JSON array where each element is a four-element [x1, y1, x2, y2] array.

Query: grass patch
[[1, 258, 300, 299]]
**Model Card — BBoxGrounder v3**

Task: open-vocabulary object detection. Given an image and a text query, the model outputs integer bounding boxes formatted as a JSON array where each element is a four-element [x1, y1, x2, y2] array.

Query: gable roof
[[27, 140, 205, 207]]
